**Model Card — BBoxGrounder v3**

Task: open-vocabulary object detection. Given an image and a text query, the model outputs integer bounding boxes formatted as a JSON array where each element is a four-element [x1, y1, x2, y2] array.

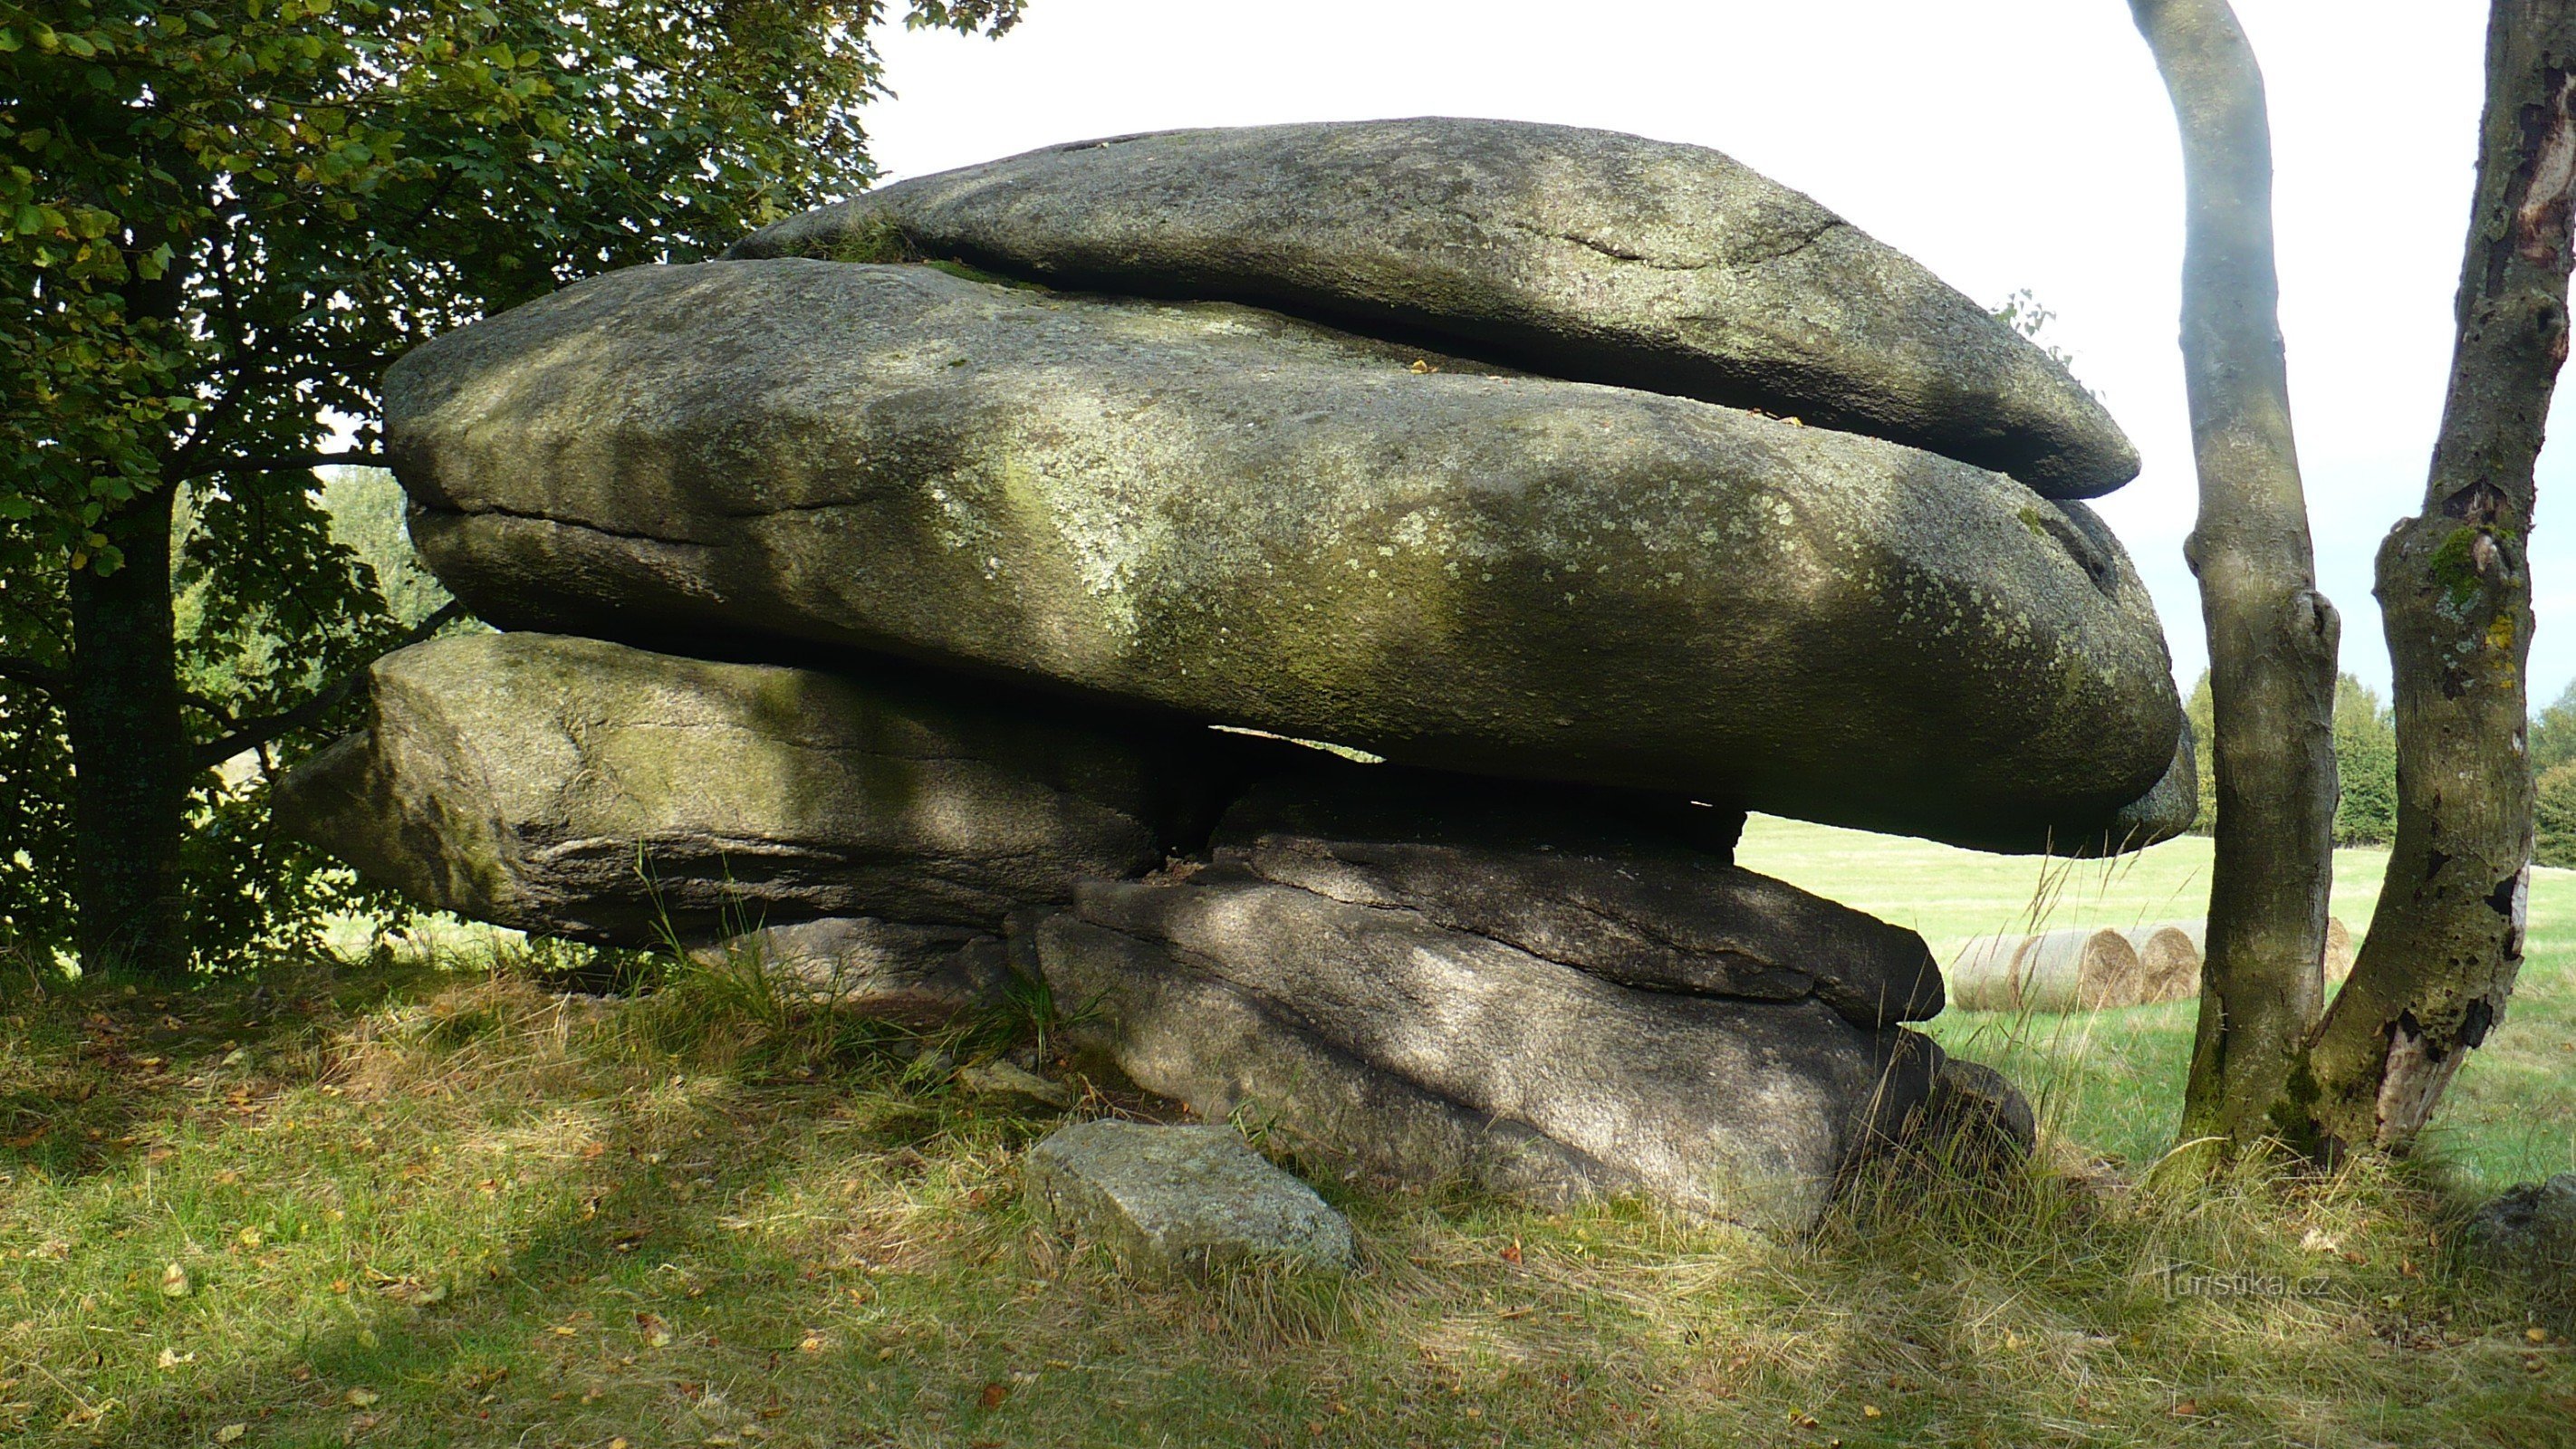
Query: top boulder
[[730, 118, 2138, 500]]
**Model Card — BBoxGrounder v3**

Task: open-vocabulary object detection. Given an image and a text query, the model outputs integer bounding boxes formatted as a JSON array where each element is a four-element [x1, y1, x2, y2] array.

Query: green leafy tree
[[0, 0, 1024, 977], [2533, 677, 2576, 775], [2539, 760, 2576, 869], [2184, 668, 2218, 833], [2331, 674, 2397, 847]]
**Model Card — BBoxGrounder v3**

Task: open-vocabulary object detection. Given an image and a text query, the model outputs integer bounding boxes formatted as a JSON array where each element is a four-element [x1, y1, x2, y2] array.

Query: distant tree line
[[2538, 678, 2576, 868], [2181, 668, 2569, 852]]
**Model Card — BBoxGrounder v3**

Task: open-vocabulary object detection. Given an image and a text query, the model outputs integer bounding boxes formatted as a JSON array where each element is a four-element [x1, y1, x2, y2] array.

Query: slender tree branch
[[191, 601, 466, 769], [176, 450, 385, 483], [0, 654, 71, 695]]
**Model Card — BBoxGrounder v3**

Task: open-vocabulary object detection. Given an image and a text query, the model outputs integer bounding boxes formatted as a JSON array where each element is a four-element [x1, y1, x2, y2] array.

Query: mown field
[[2, 826, 2570, 1448], [1735, 818, 2576, 1189]]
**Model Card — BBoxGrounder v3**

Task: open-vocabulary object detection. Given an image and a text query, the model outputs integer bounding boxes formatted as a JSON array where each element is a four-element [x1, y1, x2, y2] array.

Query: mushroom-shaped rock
[[730, 119, 2138, 499], [390, 260, 2187, 854]]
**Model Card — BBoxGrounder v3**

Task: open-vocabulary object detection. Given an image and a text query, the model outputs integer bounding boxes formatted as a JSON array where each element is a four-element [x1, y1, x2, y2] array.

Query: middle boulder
[[391, 258, 2184, 854]]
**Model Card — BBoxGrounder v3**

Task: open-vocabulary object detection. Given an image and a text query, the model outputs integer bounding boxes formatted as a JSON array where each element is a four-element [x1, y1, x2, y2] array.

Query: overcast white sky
[[850, 0, 2576, 706]]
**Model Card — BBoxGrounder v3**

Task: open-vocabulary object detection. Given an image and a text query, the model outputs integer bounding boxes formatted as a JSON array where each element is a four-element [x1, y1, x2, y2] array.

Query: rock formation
[[279, 119, 2196, 1230], [389, 260, 2183, 854]]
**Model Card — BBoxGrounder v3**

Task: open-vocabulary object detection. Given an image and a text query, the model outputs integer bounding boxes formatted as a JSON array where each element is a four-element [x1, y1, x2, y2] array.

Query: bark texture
[[2130, 0, 2343, 1144], [2286, 2, 2576, 1155], [65, 485, 191, 979]]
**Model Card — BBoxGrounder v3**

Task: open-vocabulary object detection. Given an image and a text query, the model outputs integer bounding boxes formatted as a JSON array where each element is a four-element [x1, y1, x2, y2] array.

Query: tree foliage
[[2331, 674, 2396, 847], [2185, 668, 2217, 833], [0, 0, 1023, 970], [2534, 677, 2576, 776], [2539, 759, 2576, 870]]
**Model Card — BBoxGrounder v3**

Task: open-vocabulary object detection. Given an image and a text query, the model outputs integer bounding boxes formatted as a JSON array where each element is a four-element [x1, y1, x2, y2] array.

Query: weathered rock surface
[[274, 631, 1240, 945], [1022, 1120, 1355, 1279], [695, 916, 1013, 1025], [2465, 1175, 2576, 1278], [391, 259, 2187, 854], [1037, 866, 1946, 1232], [957, 1058, 1076, 1109], [1908, 1058, 2038, 1171], [1214, 766, 1942, 1026], [729, 118, 2136, 498]]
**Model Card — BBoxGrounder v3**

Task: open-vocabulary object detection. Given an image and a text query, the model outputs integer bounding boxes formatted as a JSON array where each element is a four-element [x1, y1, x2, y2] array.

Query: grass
[[0, 830, 2570, 1448], [1735, 818, 2576, 1189]]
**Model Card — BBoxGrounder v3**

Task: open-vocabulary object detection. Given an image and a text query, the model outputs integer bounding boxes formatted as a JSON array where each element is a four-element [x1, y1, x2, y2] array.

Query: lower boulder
[[1034, 770, 1956, 1232], [276, 630, 1254, 945]]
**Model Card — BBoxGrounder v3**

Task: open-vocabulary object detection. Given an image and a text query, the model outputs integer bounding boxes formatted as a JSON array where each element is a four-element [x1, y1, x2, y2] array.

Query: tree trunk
[[65, 484, 191, 980], [2285, 1, 2576, 1156], [2129, 0, 2343, 1147]]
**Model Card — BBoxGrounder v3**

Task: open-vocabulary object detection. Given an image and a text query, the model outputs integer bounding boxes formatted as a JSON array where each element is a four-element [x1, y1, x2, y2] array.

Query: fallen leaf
[[1862, 1404, 1882, 1418], [2530, 1328, 2551, 1344], [215, 1424, 246, 1444], [637, 1312, 674, 1348], [797, 1336, 822, 1354], [160, 1262, 192, 1298], [979, 1382, 1008, 1409], [344, 1388, 379, 1408], [157, 1348, 195, 1368], [2171, 1400, 2199, 1417], [1500, 1239, 1523, 1265]]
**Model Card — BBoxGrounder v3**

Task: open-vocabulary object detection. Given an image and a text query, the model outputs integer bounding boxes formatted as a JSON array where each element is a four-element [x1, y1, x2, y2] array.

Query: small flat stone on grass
[[1022, 1121, 1354, 1281], [957, 1059, 1074, 1109]]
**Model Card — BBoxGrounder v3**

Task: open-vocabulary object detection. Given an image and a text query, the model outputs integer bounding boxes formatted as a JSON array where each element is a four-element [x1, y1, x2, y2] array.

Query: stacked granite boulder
[[280, 119, 2193, 1232]]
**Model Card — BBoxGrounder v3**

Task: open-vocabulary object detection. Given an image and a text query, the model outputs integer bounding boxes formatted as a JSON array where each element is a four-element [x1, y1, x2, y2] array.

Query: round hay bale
[[2128, 922, 2202, 1003], [1946, 934, 2037, 1012], [2011, 927, 2145, 1011], [2325, 916, 2356, 984], [2131, 916, 2353, 997]]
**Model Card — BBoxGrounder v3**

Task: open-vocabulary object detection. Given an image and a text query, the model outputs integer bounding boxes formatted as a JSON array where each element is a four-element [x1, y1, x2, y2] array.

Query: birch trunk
[[2286, 1, 2576, 1155], [2129, 0, 2343, 1146]]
